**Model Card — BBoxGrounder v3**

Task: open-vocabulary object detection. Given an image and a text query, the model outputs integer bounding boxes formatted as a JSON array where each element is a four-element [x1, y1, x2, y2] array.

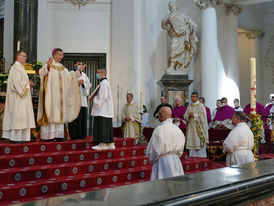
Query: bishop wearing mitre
[[37, 48, 86, 141]]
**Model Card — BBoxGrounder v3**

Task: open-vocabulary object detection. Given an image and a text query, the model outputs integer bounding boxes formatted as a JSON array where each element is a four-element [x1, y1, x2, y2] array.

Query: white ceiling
[[253, 0, 274, 13]]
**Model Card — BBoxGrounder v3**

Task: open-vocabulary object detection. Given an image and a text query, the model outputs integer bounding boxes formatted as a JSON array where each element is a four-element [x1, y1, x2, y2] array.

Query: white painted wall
[[261, 10, 274, 105], [111, 0, 169, 127], [216, 4, 240, 107], [37, 0, 111, 69]]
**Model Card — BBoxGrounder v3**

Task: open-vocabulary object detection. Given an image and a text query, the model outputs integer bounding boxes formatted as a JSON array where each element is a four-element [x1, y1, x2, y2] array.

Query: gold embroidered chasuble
[[184, 102, 209, 150], [121, 102, 141, 138], [37, 62, 81, 125], [3, 62, 35, 130]]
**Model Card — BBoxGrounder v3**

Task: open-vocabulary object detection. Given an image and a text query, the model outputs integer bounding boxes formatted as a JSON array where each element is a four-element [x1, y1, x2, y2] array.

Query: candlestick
[[17, 41, 20, 51], [250, 57, 256, 114]]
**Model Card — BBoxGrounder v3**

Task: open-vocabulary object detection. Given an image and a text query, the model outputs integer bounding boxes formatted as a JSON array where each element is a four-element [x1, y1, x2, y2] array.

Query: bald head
[[158, 106, 172, 122]]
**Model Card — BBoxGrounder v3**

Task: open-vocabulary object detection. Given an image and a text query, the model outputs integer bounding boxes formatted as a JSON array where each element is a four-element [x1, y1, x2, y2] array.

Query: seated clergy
[[211, 99, 222, 123], [198, 97, 212, 125], [212, 97, 234, 129], [146, 107, 185, 180], [263, 96, 274, 129], [243, 102, 265, 116], [265, 94, 274, 108], [233, 98, 243, 112], [223, 112, 254, 166], [142, 105, 149, 127], [121, 93, 140, 138], [172, 98, 187, 130]]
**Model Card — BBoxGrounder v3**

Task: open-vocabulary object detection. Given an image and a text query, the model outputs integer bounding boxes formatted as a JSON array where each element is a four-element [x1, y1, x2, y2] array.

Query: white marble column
[[220, 3, 243, 106], [247, 31, 263, 104], [194, 0, 222, 110]]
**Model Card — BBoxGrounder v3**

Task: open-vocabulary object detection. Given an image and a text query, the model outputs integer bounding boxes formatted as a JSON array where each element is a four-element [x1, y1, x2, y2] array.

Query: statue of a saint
[[162, 0, 198, 75]]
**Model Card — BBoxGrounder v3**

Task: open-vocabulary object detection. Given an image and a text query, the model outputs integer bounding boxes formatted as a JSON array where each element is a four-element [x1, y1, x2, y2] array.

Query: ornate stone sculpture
[[194, 0, 222, 9], [162, 0, 198, 75], [264, 35, 274, 84], [224, 3, 243, 16]]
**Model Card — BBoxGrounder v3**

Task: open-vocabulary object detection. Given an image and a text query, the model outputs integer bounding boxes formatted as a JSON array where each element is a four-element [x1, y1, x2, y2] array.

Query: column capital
[[193, 0, 222, 9], [245, 30, 263, 40], [225, 3, 243, 16]]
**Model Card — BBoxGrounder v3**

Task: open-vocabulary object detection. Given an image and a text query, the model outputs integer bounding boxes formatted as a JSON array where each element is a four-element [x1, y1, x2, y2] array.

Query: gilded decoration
[[245, 30, 261, 40], [224, 3, 243, 16], [193, 0, 222, 9], [162, 0, 198, 74]]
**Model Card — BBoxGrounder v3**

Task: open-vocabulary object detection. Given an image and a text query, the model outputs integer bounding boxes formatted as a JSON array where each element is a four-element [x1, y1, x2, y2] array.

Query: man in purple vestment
[[243, 102, 265, 116], [199, 97, 212, 125], [172, 98, 187, 130], [212, 97, 234, 129], [263, 98, 274, 129]]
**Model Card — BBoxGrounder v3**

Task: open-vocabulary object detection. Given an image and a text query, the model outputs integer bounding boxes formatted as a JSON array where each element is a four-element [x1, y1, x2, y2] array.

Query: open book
[[89, 84, 101, 101]]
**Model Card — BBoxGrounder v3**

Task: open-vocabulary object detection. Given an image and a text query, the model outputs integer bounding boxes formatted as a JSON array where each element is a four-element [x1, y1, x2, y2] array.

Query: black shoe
[[9, 140, 21, 144], [55, 138, 65, 142]]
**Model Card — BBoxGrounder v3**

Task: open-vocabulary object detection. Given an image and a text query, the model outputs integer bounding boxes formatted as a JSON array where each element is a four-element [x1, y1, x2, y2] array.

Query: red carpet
[[0, 137, 225, 205], [258, 153, 274, 159]]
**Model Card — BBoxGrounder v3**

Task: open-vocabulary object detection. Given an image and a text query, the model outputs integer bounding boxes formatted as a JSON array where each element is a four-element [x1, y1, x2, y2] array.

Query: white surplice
[[2, 61, 35, 142], [78, 72, 91, 108], [91, 79, 114, 118], [223, 122, 254, 166], [146, 118, 185, 180]]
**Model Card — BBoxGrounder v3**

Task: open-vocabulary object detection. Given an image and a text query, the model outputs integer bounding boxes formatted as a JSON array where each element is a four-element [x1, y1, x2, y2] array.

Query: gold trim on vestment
[[20, 80, 30, 97], [51, 64, 65, 71], [58, 71, 64, 122], [21, 87, 28, 97], [132, 121, 140, 137], [168, 30, 196, 70], [37, 74, 49, 126], [195, 120, 205, 147]]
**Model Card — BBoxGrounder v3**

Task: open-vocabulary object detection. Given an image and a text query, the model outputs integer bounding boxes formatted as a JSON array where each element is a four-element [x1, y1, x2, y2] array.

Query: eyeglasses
[[19, 55, 27, 58]]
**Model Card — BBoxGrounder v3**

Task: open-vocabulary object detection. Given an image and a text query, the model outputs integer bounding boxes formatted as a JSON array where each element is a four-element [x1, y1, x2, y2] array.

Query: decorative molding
[[245, 30, 263, 40], [193, 0, 222, 9], [64, 0, 96, 9], [238, 30, 264, 40], [225, 3, 243, 16], [264, 35, 274, 70]]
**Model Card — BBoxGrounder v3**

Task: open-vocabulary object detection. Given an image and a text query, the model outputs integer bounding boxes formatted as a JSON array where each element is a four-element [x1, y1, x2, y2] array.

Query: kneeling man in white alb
[[223, 111, 254, 166], [146, 106, 185, 180]]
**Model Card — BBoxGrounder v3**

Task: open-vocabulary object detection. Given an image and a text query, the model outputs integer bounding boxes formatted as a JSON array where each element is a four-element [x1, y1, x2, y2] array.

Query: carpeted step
[[0, 138, 137, 156], [182, 157, 212, 172], [0, 166, 151, 203], [0, 146, 147, 169], [0, 156, 149, 185], [1, 179, 148, 205]]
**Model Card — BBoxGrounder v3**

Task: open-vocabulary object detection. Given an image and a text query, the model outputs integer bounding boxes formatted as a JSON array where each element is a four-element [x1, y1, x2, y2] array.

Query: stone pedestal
[[157, 74, 193, 106]]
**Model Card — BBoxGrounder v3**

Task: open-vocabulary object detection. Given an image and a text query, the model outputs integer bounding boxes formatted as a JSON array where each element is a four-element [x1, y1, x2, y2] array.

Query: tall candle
[[17, 41, 20, 51], [250, 57, 256, 114], [140, 89, 143, 113]]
